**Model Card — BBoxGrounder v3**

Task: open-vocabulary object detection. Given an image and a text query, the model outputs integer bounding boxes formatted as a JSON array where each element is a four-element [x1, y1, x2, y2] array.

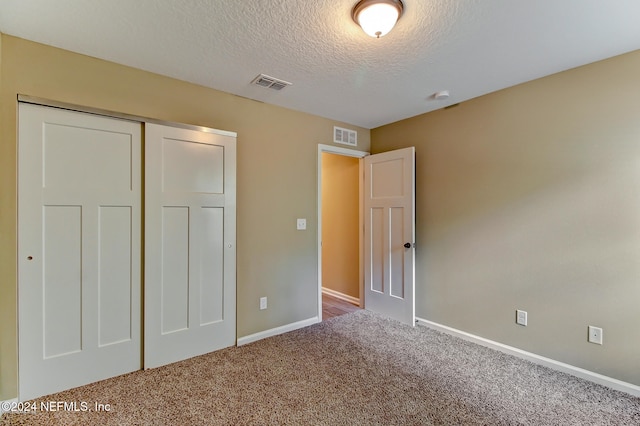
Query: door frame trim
[[317, 144, 368, 321]]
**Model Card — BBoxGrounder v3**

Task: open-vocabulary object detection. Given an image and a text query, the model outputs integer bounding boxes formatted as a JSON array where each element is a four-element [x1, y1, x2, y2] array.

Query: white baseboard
[[0, 398, 19, 415], [237, 317, 319, 346], [321, 287, 360, 306], [416, 317, 640, 397]]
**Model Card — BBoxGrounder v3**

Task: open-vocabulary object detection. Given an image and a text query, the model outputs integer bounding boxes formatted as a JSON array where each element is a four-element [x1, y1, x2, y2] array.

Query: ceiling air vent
[[251, 74, 292, 91], [334, 126, 357, 147]]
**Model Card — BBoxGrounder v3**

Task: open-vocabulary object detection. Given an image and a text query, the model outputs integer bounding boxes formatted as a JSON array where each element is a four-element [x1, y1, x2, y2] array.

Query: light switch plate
[[297, 218, 306, 230], [516, 310, 527, 326]]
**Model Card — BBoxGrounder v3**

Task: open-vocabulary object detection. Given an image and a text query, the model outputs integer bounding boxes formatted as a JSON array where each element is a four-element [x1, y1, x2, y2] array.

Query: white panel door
[[145, 123, 236, 368], [18, 103, 142, 400], [364, 147, 415, 326]]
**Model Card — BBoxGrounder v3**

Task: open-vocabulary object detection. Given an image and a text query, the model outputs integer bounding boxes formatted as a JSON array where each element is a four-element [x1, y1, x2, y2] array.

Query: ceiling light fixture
[[352, 0, 404, 38]]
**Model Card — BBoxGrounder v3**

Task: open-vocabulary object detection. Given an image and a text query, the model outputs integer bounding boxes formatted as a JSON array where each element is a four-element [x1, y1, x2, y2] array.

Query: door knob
[[404, 242, 412, 249]]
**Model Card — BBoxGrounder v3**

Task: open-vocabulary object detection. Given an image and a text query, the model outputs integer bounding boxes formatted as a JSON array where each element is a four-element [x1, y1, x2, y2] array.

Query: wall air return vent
[[251, 74, 292, 91], [333, 126, 357, 147]]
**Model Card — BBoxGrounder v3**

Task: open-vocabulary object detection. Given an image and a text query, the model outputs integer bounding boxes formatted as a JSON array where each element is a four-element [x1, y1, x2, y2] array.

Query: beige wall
[[321, 153, 360, 299], [371, 50, 640, 385], [0, 34, 371, 400]]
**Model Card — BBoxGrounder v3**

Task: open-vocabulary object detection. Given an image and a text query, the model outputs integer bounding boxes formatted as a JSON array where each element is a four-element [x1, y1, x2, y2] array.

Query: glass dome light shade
[[353, 0, 404, 38]]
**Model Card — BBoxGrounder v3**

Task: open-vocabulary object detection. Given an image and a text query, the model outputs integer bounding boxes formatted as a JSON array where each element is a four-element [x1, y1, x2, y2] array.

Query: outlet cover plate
[[260, 297, 267, 310], [296, 218, 306, 230]]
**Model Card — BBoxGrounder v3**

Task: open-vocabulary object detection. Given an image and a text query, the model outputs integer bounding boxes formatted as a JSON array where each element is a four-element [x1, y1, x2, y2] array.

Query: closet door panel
[[98, 206, 134, 346], [18, 103, 142, 400], [145, 123, 236, 369], [161, 206, 190, 333]]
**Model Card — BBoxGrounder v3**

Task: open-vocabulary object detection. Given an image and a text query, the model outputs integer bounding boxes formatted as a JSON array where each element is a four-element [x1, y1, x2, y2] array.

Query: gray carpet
[[2, 310, 639, 425]]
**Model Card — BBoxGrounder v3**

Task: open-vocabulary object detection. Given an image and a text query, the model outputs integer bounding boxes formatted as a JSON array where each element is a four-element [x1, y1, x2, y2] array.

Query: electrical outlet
[[588, 326, 603, 345], [516, 310, 527, 326], [296, 218, 306, 230], [260, 297, 267, 310]]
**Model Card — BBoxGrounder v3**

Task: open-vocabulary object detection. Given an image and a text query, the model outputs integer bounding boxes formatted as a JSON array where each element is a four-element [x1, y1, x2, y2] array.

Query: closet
[[18, 102, 236, 400]]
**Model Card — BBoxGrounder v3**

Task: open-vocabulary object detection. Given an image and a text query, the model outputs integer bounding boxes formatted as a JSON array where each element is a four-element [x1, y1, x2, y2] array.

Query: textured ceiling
[[1, 0, 639, 129]]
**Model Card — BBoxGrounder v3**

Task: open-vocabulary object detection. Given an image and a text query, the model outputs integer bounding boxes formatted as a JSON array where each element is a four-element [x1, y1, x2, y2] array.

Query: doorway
[[318, 144, 416, 326], [317, 144, 368, 320]]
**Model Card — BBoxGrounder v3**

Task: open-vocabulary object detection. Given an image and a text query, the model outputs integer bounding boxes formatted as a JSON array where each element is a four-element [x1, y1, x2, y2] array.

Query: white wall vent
[[251, 74, 292, 90], [333, 126, 357, 147]]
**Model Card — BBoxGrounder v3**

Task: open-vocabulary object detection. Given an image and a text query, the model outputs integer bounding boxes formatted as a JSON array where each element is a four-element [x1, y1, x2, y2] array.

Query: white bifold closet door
[[144, 123, 236, 368], [18, 103, 142, 400]]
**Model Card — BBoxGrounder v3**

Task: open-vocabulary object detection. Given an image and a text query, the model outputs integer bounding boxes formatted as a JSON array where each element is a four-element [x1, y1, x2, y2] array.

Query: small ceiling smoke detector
[[434, 90, 450, 100], [251, 74, 292, 90]]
